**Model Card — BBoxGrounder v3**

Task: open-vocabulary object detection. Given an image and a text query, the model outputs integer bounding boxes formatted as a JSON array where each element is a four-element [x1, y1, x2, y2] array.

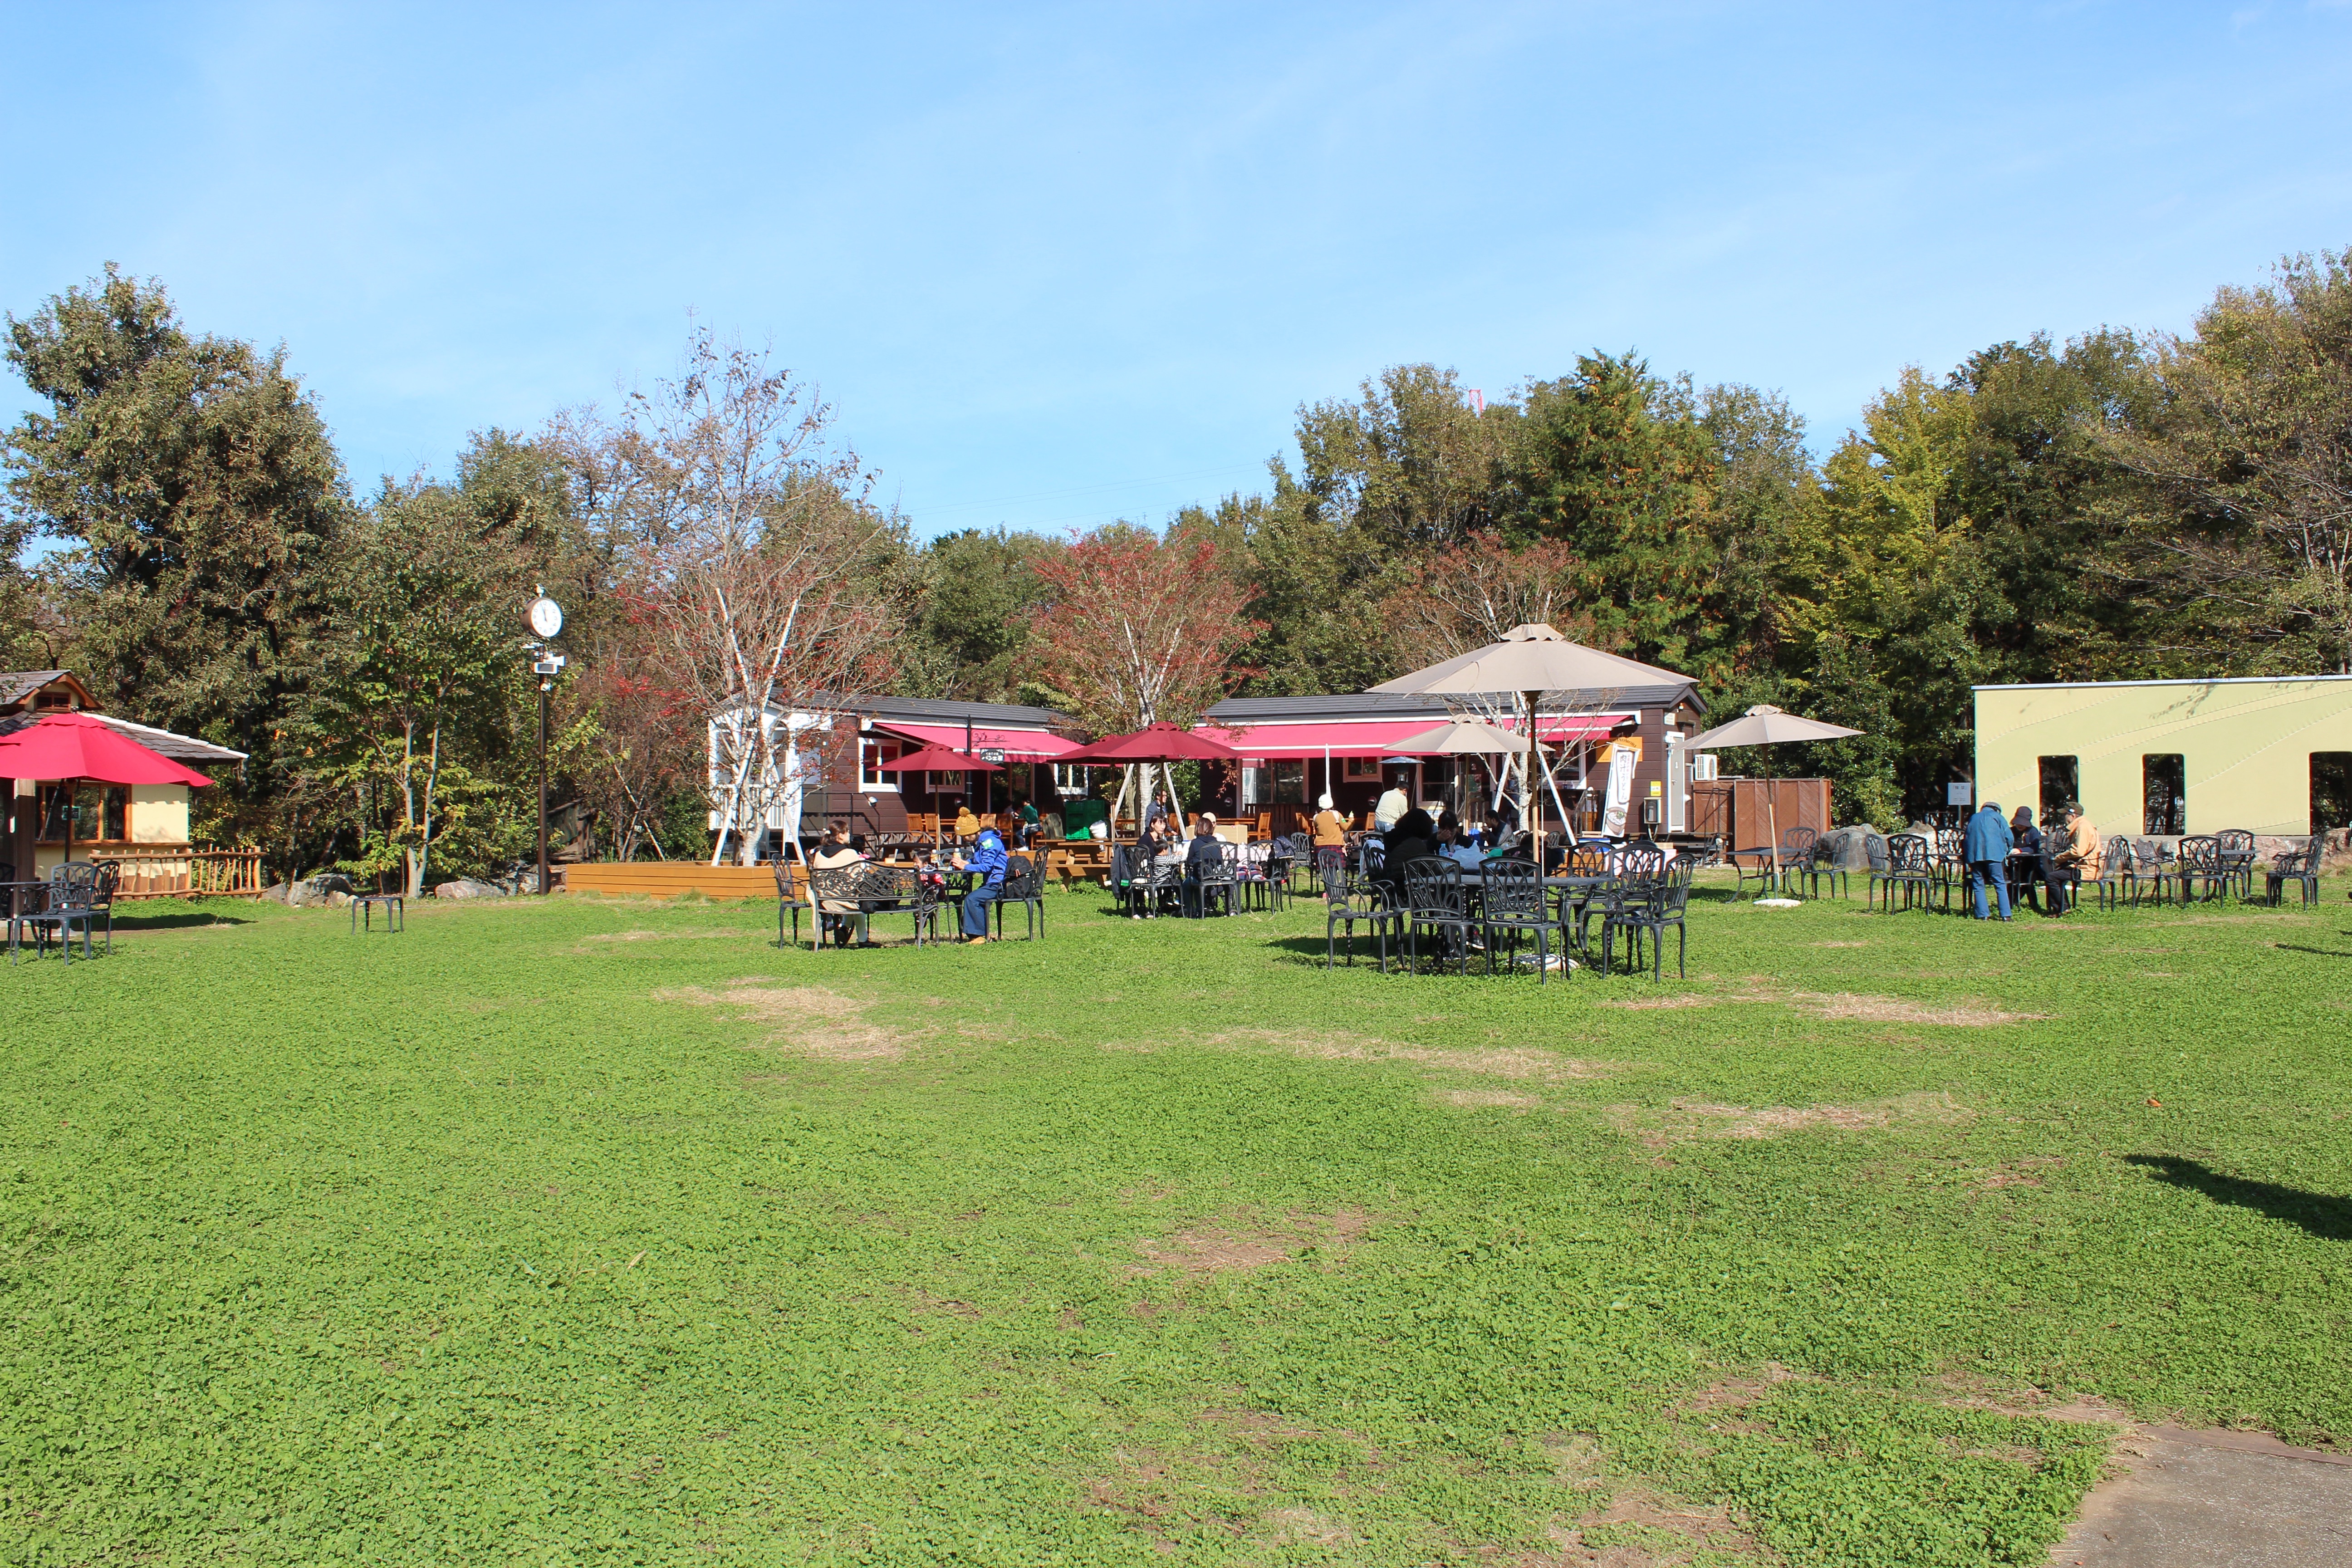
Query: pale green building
[[1973, 676, 2352, 840]]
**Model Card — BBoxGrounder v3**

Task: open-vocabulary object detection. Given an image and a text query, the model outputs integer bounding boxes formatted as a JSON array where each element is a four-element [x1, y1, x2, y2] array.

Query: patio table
[[3, 880, 49, 965]]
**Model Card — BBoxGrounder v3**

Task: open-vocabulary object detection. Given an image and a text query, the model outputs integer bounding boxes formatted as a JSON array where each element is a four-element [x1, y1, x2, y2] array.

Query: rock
[[1815, 824, 1877, 870], [259, 882, 291, 904], [434, 877, 505, 899], [287, 874, 355, 908]]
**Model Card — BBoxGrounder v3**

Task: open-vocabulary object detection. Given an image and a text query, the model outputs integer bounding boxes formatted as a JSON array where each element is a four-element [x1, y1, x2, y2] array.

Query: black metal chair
[[2173, 835, 2227, 904], [992, 853, 1048, 939], [1792, 836, 1848, 901], [1323, 860, 1393, 972], [1602, 859, 1695, 979], [2117, 838, 2163, 907], [2215, 828, 2259, 900], [22, 862, 115, 964], [1398, 858, 1474, 975], [1474, 858, 1557, 982], [2079, 836, 2132, 913], [2264, 839, 2322, 907], [1872, 834, 1935, 912]]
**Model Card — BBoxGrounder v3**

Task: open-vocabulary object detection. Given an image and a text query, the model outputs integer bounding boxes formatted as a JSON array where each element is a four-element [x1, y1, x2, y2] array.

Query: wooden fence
[[91, 845, 267, 899], [1687, 778, 1833, 848]]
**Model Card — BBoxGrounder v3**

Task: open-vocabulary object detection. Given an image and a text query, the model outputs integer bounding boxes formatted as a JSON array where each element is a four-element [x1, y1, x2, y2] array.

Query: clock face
[[527, 596, 564, 638]]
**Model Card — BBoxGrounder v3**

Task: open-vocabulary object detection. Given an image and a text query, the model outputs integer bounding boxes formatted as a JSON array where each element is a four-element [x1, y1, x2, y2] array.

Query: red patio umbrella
[[874, 745, 1002, 774], [1057, 723, 1242, 841], [1057, 722, 1241, 764], [0, 711, 215, 874]]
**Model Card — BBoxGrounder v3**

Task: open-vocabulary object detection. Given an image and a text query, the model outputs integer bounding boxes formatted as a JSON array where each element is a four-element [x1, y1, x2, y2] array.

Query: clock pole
[[526, 590, 566, 897]]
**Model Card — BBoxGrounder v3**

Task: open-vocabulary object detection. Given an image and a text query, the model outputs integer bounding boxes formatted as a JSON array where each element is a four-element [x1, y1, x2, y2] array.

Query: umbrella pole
[[1524, 690, 1541, 860], [1767, 799, 1780, 899]]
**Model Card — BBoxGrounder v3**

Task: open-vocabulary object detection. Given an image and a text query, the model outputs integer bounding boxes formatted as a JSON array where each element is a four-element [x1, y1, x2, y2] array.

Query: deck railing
[[88, 844, 267, 899]]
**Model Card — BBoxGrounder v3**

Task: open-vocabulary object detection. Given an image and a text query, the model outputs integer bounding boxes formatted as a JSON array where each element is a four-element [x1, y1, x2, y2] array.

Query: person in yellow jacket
[[2051, 805, 2100, 913]]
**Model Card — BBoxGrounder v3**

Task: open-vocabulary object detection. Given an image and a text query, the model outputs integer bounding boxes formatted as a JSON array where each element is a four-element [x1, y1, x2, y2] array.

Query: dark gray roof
[[0, 670, 73, 707], [1209, 682, 1702, 722], [849, 693, 1068, 729], [92, 714, 249, 764]]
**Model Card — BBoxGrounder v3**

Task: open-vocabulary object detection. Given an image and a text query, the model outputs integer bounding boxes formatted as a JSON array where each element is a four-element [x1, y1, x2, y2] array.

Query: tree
[[305, 478, 534, 895], [900, 528, 1064, 702], [1024, 524, 1263, 820], [559, 329, 907, 864], [2, 264, 347, 862], [2098, 249, 2352, 674]]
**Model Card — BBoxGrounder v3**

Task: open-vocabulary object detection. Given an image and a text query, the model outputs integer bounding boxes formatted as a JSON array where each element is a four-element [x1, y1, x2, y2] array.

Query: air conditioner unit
[[1691, 753, 1720, 781]]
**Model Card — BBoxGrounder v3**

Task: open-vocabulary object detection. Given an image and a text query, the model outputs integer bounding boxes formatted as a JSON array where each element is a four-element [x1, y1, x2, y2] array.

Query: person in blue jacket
[[1964, 799, 2014, 921], [952, 816, 1008, 945]]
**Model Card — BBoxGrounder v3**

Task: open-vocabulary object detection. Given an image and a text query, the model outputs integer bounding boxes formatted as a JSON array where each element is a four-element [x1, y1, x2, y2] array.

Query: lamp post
[[527, 591, 565, 896]]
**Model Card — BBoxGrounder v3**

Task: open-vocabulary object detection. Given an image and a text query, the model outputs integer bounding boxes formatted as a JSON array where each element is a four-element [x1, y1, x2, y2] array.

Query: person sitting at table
[[1010, 790, 1041, 846], [1373, 808, 1438, 895], [1143, 789, 1173, 843], [1182, 812, 1228, 915], [2007, 805, 2047, 914], [808, 824, 873, 947], [2050, 804, 2100, 914], [950, 816, 1008, 945]]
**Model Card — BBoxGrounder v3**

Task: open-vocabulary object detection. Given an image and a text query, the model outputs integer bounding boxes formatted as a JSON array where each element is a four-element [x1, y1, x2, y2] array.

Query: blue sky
[[4, 2, 2348, 538]]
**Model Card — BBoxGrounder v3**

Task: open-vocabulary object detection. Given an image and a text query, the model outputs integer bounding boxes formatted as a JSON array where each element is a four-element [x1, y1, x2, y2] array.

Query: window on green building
[[2142, 754, 2185, 836], [2037, 756, 2079, 824], [2315, 753, 2352, 837]]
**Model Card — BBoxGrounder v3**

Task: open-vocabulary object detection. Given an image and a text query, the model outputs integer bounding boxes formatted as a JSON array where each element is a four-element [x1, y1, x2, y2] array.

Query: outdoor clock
[[527, 594, 564, 639]]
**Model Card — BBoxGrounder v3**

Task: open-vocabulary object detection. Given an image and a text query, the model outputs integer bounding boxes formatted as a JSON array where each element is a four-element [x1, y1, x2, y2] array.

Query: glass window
[[1051, 763, 1098, 795], [2141, 755, 2185, 836], [37, 784, 127, 842], [1343, 756, 1381, 780], [1272, 760, 1305, 804], [858, 738, 899, 791], [1240, 765, 1265, 805], [2037, 756, 2078, 825], [2314, 753, 2352, 838]]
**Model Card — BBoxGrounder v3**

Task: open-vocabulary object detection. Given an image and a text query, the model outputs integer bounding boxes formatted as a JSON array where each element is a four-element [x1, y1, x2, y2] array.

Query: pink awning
[[869, 722, 1082, 761], [1198, 715, 1629, 758]]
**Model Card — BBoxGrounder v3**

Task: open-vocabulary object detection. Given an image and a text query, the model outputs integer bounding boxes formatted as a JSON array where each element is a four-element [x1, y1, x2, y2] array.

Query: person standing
[[1964, 799, 2014, 921], [952, 816, 1008, 945], [1373, 779, 1409, 832]]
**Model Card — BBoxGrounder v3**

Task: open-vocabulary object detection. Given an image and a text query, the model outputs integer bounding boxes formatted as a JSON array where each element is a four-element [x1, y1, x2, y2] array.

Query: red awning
[[869, 723, 1081, 760], [0, 711, 215, 786], [1198, 715, 1629, 758]]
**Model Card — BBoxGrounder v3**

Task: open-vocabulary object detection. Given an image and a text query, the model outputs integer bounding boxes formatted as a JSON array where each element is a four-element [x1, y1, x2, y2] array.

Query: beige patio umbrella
[[1392, 719, 1533, 825], [1686, 704, 1864, 899], [1371, 625, 1695, 852]]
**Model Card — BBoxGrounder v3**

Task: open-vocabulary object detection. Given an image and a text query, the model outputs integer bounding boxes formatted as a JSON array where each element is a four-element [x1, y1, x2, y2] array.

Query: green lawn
[[4, 873, 2348, 1566]]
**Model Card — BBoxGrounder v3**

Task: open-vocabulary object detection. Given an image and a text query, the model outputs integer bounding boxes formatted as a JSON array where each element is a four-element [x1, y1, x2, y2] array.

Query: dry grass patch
[[1212, 1027, 1626, 1081], [1526, 1485, 1764, 1566], [1128, 1207, 1374, 1278], [655, 979, 906, 1061], [1441, 1088, 1542, 1109], [1795, 992, 2047, 1027], [1607, 1091, 1972, 1148]]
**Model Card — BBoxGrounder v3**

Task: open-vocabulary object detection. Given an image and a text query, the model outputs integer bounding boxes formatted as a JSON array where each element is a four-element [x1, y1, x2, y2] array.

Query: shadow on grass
[[2271, 942, 2352, 958], [2124, 1154, 2352, 1240], [115, 909, 260, 932]]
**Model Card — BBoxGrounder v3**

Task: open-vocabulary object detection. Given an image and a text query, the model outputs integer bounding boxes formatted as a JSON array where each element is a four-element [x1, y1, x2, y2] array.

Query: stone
[[1814, 824, 1877, 870], [259, 882, 291, 904], [434, 877, 504, 899], [286, 874, 354, 909]]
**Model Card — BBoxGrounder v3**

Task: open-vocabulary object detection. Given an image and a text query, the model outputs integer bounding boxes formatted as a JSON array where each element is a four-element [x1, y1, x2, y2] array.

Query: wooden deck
[[563, 863, 800, 901]]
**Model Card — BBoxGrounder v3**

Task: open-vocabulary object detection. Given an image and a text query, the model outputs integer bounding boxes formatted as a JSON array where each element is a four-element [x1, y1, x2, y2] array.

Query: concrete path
[[2051, 1424, 2352, 1566]]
